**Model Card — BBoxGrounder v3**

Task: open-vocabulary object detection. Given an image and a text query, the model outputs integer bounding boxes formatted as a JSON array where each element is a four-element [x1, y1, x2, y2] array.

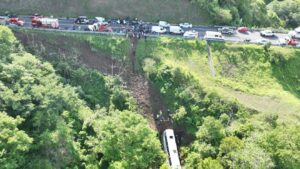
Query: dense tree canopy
[[0, 26, 165, 168], [192, 0, 300, 27], [0, 112, 32, 169], [86, 110, 165, 169]]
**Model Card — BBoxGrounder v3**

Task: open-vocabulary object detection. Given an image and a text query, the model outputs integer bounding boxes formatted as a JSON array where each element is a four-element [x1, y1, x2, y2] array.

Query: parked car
[[295, 27, 300, 33], [179, 23, 192, 28], [95, 17, 105, 23], [237, 27, 249, 33], [159, 21, 170, 27], [255, 39, 270, 45], [183, 30, 198, 38], [204, 31, 224, 41], [151, 26, 167, 33], [277, 38, 287, 46], [169, 26, 184, 34], [218, 27, 235, 35], [75, 16, 90, 24], [260, 30, 275, 37]]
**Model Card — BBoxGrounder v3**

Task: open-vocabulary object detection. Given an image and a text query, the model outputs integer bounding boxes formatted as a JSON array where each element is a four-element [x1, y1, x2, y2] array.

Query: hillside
[[13, 29, 300, 168], [0, 0, 209, 24], [137, 37, 300, 123], [0, 26, 165, 168]]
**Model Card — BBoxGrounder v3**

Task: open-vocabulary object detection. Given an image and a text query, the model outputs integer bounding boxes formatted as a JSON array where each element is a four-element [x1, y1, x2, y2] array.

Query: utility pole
[[206, 40, 216, 78]]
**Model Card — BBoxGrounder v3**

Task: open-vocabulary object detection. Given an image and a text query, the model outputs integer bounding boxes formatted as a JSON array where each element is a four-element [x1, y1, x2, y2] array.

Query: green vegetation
[[192, 0, 300, 27], [137, 37, 300, 168], [0, 0, 209, 24], [0, 26, 165, 168], [9, 27, 300, 168]]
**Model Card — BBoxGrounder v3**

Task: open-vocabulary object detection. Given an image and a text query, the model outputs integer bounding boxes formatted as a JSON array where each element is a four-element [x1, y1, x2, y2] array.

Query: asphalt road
[[13, 16, 298, 47]]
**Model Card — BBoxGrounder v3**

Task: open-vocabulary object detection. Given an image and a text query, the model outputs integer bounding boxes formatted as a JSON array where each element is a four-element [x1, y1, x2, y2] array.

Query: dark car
[[218, 27, 235, 35], [75, 16, 90, 24]]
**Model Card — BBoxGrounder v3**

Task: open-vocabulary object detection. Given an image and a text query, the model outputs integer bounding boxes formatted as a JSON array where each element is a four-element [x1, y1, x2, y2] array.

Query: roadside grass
[[137, 37, 300, 123], [0, 0, 210, 24]]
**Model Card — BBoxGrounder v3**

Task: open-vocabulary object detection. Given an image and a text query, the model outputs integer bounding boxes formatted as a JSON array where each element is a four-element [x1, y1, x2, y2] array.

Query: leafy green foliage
[[191, 0, 300, 27], [1, 27, 161, 168], [0, 112, 32, 169], [258, 126, 300, 168], [269, 0, 300, 28], [86, 111, 165, 169]]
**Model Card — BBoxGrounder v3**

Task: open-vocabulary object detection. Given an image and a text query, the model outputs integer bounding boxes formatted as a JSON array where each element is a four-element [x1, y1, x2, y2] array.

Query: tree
[[0, 112, 32, 169], [196, 116, 225, 146], [259, 126, 300, 169], [218, 136, 244, 168], [198, 157, 223, 169], [0, 45, 92, 167], [87, 110, 165, 169], [0, 26, 17, 61], [227, 143, 274, 169]]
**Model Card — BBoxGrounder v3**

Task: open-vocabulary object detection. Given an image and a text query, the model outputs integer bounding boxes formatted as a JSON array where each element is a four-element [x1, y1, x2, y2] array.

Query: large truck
[[32, 16, 59, 29]]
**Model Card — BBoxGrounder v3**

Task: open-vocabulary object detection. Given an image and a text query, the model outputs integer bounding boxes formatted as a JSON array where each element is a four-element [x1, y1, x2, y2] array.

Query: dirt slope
[[14, 30, 171, 132]]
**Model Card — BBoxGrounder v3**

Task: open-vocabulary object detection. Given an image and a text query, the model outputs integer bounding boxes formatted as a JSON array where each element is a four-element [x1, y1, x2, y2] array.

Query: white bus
[[163, 129, 181, 169]]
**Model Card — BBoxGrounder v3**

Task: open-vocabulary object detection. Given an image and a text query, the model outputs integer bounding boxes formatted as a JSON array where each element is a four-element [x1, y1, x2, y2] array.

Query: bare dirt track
[[14, 30, 171, 132]]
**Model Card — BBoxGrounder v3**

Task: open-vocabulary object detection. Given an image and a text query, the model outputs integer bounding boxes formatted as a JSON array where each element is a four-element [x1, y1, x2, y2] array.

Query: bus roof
[[164, 129, 181, 169]]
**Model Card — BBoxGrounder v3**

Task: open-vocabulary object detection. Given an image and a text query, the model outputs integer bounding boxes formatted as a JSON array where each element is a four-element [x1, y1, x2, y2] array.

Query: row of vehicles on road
[[1, 13, 299, 46], [0, 14, 60, 29]]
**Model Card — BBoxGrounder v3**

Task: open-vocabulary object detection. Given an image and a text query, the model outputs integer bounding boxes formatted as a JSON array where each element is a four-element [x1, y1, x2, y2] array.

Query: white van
[[163, 129, 181, 169], [151, 26, 167, 34], [204, 31, 224, 41], [169, 26, 184, 34], [159, 21, 170, 27]]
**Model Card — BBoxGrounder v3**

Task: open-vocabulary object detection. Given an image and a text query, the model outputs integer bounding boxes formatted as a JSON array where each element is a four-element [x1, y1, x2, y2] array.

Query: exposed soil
[[14, 30, 172, 132]]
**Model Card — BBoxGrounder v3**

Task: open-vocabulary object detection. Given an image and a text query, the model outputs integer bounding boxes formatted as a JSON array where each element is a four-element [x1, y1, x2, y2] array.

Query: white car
[[151, 26, 167, 33], [158, 21, 170, 27], [255, 39, 270, 45], [288, 31, 300, 39], [95, 17, 105, 23], [260, 30, 275, 37], [179, 23, 192, 28], [169, 26, 184, 34], [183, 30, 198, 38], [204, 31, 224, 41], [295, 27, 300, 33], [277, 38, 287, 46]]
